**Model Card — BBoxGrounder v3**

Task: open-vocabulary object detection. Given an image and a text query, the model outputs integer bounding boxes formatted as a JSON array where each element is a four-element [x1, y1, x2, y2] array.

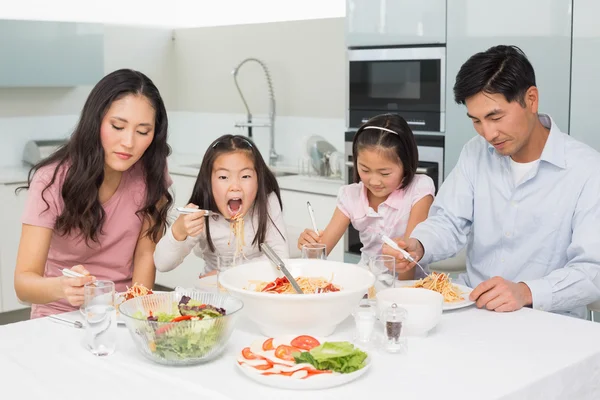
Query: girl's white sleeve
[[153, 225, 201, 272]]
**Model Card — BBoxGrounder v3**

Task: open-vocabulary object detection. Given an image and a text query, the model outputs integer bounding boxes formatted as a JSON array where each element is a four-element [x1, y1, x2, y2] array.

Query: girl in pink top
[[297, 114, 435, 279], [15, 69, 173, 318], [154, 135, 288, 275]]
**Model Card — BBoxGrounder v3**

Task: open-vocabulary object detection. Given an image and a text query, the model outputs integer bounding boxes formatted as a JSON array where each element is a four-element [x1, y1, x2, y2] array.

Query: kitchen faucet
[[232, 58, 279, 166]]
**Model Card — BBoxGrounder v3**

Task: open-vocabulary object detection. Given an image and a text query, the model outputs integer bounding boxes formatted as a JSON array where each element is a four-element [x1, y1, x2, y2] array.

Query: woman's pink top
[[22, 162, 154, 318]]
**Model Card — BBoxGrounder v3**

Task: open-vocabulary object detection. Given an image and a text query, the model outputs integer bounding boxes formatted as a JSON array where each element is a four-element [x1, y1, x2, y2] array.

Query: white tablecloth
[[2, 306, 600, 400]]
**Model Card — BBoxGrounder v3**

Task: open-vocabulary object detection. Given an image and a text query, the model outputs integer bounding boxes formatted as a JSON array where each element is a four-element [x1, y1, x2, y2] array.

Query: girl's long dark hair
[[19, 69, 173, 244], [188, 134, 283, 253]]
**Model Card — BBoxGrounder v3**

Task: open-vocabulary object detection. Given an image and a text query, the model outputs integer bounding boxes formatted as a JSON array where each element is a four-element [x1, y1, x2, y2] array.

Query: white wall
[[0, 25, 174, 167], [0, 0, 346, 28]]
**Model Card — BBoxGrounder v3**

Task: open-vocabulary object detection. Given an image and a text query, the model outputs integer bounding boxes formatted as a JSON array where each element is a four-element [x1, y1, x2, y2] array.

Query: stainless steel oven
[[343, 131, 444, 261], [348, 46, 445, 133]]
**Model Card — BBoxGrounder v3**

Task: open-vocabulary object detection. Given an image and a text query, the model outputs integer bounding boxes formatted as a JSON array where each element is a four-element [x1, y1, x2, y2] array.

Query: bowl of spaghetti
[[218, 259, 376, 337], [376, 287, 443, 337]]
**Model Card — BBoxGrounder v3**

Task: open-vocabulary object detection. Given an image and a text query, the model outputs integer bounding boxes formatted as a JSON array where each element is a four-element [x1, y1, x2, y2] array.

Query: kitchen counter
[[0, 165, 32, 185]]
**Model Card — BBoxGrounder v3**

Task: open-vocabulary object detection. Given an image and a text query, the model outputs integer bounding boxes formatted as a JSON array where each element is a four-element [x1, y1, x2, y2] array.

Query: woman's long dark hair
[[188, 134, 283, 253], [19, 69, 173, 244]]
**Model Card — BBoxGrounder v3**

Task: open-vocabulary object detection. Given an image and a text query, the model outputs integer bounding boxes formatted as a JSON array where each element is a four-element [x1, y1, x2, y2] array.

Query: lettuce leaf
[[293, 341, 368, 374]]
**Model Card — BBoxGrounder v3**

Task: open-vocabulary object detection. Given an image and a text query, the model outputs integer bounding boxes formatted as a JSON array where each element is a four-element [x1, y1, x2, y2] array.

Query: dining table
[[2, 304, 600, 400]]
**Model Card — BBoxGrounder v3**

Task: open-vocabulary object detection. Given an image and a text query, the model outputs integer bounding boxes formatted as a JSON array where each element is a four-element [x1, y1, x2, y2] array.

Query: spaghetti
[[228, 212, 246, 258], [411, 272, 464, 303], [251, 275, 341, 294], [123, 282, 153, 300]]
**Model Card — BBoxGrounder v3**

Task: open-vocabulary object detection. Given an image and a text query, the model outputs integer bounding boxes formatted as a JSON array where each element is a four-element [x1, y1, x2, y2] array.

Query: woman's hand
[[297, 228, 322, 250], [60, 264, 95, 306], [172, 203, 206, 241]]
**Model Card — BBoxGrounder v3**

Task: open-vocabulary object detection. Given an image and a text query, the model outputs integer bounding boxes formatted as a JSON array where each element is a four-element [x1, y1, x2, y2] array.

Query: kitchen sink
[[180, 163, 296, 177]]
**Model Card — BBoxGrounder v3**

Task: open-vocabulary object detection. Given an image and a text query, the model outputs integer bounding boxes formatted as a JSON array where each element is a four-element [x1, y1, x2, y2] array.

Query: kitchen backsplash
[[0, 112, 345, 170], [168, 112, 345, 169]]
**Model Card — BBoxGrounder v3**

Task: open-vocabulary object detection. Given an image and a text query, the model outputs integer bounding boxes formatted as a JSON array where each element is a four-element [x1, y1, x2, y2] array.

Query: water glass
[[217, 251, 241, 292], [301, 243, 327, 260], [369, 255, 396, 292], [83, 280, 117, 356]]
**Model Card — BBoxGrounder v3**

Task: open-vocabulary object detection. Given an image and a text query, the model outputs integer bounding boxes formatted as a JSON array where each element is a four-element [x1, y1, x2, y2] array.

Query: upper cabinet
[[0, 20, 104, 87], [346, 0, 446, 47], [569, 0, 600, 151]]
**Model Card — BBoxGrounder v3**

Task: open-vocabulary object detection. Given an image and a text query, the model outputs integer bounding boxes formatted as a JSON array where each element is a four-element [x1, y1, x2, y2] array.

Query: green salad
[[133, 295, 227, 360], [293, 341, 368, 374]]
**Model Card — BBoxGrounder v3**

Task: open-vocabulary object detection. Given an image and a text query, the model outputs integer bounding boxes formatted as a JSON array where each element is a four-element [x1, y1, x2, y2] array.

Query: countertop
[[0, 165, 32, 185]]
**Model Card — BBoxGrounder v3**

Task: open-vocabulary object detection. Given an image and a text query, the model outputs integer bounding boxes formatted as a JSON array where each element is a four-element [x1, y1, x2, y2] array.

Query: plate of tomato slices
[[236, 334, 371, 390]]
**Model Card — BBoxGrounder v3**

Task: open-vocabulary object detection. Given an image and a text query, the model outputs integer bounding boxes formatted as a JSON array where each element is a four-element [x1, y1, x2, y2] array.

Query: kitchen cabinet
[[0, 20, 104, 87], [154, 173, 203, 289], [346, 0, 446, 47], [569, 0, 600, 150], [444, 0, 572, 176], [280, 189, 344, 262], [0, 183, 29, 312]]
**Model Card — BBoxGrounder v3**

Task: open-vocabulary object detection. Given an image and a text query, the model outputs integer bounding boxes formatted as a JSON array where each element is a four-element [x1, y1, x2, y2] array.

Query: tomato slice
[[290, 335, 321, 351], [242, 347, 261, 360], [171, 315, 193, 322], [262, 338, 274, 351], [274, 345, 300, 361]]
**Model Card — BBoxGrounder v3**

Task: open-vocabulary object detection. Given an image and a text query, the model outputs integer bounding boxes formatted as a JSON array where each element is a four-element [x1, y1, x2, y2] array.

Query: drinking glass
[[83, 280, 117, 356], [369, 255, 396, 292], [301, 243, 327, 260], [217, 251, 241, 292]]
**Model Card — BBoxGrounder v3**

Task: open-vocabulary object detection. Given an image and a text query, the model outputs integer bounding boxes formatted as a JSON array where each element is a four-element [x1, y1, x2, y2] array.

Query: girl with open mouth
[[154, 134, 289, 276]]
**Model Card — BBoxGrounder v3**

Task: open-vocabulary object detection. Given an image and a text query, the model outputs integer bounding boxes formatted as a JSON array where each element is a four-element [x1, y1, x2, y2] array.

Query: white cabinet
[[0, 183, 29, 312], [346, 0, 446, 47], [444, 0, 572, 176], [569, 0, 600, 150], [280, 190, 344, 262], [0, 20, 104, 87], [154, 173, 204, 289]]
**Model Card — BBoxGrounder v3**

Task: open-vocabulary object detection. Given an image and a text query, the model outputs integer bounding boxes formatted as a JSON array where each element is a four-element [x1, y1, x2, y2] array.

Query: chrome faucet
[[232, 58, 279, 166]]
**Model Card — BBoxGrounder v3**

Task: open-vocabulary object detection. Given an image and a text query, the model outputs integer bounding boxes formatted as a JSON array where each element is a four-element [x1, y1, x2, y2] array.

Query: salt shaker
[[382, 303, 407, 353], [352, 300, 376, 344]]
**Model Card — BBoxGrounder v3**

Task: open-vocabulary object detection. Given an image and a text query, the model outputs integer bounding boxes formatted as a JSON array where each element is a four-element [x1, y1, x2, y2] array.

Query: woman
[[14, 69, 173, 318]]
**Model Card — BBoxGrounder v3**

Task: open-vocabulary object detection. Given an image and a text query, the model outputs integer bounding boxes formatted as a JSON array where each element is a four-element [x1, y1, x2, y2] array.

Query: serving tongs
[[260, 243, 304, 294]]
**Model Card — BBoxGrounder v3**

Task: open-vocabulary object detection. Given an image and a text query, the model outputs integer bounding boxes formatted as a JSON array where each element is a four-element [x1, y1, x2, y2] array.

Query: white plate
[[235, 336, 371, 390], [395, 280, 475, 311]]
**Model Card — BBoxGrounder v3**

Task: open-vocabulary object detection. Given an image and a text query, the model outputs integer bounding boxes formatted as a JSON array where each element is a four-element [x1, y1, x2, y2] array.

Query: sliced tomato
[[242, 347, 261, 360], [171, 315, 193, 322], [252, 363, 273, 371], [274, 344, 300, 361], [262, 338, 274, 351], [290, 335, 320, 351]]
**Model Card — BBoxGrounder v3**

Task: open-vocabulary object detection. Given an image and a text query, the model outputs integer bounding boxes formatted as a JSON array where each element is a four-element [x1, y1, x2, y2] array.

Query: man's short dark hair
[[453, 45, 536, 107]]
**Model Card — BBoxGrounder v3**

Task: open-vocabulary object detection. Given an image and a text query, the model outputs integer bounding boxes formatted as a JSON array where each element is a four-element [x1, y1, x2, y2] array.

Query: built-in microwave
[[348, 45, 446, 132]]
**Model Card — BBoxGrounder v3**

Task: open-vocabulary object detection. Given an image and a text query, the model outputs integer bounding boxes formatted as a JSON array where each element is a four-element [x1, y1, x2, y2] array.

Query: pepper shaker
[[382, 303, 407, 353]]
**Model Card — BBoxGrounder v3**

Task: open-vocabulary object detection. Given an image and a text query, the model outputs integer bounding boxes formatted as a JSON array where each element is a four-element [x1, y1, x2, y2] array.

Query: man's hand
[[470, 276, 533, 312], [382, 237, 424, 274]]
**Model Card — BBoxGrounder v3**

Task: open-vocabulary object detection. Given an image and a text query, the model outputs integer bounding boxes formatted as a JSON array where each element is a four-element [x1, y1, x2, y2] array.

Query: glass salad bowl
[[119, 290, 244, 365]]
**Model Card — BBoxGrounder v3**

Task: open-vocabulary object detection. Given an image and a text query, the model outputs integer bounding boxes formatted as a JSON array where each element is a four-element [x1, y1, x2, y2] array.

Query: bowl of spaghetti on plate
[[218, 259, 375, 337]]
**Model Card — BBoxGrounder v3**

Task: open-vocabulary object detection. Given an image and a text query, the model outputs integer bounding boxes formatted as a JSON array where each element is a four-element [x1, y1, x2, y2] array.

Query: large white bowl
[[376, 287, 443, 337], [218, 259, 376, 337]]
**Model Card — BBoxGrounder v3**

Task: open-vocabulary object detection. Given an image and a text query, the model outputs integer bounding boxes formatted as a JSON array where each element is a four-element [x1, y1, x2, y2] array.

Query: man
[[385, 45, 600, 318]]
